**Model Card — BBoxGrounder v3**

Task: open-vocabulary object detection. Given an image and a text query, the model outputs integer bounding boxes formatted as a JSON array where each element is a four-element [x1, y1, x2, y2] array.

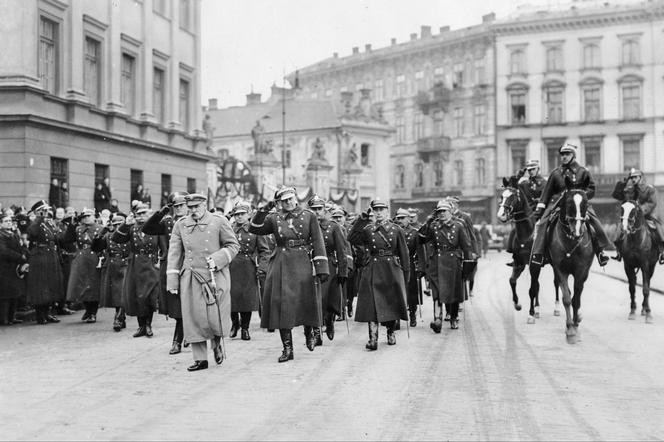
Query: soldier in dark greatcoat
[[112, 203, 160, 338], [92, 212, 130, 331], [0, 211, 28, 325], [249, 186, 329, 363], [330, 205, 354, 321], [142, 191, 189, 354], [348, 199, 409, 350], [418, 200, 474, 331], [65, 207, 102, 323], [308, 196, 348, 344], [394, 208, 421, 327], [228, 201, 269, 341]]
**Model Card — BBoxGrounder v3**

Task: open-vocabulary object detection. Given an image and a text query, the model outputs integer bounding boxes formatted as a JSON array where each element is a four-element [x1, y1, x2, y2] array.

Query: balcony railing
[[416, 135, 451, 153]]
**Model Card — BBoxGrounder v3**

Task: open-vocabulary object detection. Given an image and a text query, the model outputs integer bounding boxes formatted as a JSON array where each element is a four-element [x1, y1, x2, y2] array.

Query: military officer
[[394, 208, 420, 327], [249, 186, 329, 363], [348, 199, 408, 350], [330, 205, 354, 320], [228, 201, 269, 341]]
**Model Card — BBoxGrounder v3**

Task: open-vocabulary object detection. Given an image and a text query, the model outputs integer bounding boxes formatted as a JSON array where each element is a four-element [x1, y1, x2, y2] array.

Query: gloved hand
[[317, 274, 329, 283], [360, 207, 372, 220], [261, 200, 276, 212], [533, 207, 543, 221], [336, 275, 347, 286], [159, 205, 170, 216], [416, 270, 426, 279], [168, 289, 179, 297]]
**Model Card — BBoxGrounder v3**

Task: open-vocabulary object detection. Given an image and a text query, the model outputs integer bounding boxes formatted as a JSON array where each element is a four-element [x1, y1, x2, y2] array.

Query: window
[[621, 136, 641, 171], [434, 66, 444, 84], [394, 165, 405, 189], [453, 63, 463, 88], [179, 78, 190, 131], [433, 110, 444, 136], [473, 104, 486, 135], [454, 160, 464, 186], [84, 37, 101, 107], [413, 111, 424, 140], [50, 157, 68, 207], [415, 71, 425, 92], [179, 0, 192, 31], [218, 149, 229, 161], [510, 50, 525, 75], [621, 39, 640, 66], [396, 74, 406, 97], [153, 67, 165, 123], [509, 89, 527, 124], [475, 158, 486, 186], [161, 174, 172, 200], [545, 139, 566, 171], [545, 46, 563, 72], [374, 79, 384, 102], [39, 17, 59, 94], [324, 89, 332, 98], [395, 115, 405, 143], [582, 84, 601, 122], [582, 138, 602, 175], [453, 107, 464, 137], [544, 87, 563, 124], [508, 140, 527, 174], [433, 161, 443, 187], [361, 143, 370, 167], [622, 82, 641, 120], [121, 53, 136, 116], [310, 91, 318, 100], [187, 178, 196, 194], [414, 163, 424, 188], [130, 169, 143, 198], [474, 59, 485, 85], [94, 164, 109, 187], [583, 44, 600, 69]]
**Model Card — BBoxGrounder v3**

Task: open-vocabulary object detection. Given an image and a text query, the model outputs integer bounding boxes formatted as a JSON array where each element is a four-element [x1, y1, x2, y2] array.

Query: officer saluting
[[249, 187, 329, 363]]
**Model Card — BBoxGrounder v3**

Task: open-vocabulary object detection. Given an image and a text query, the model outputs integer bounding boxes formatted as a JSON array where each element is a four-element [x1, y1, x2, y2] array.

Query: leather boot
[[386, 321, 396, 345], [347, 302, 353, 318], [450, 317, 459, 329], [278, 329, 294, 362], [133, 317, 147, 338], [187, 360, 208, 372], [145, 312, 154, 337], [112, 309, 122, 332], [230, 312, 240, 338], [365, 322, 378, 351], [169, 341, 182, 355], [212, 336, 224, 365], [304, 326, 315, 351], [240, 312, 251, 340], [35, 307, 47, 325], [118, 308, 126, 329], [325, 312, 335, 341], [313, 327, 323, 347], [430, 309, 443, 334], [409, 309, 417, 328]]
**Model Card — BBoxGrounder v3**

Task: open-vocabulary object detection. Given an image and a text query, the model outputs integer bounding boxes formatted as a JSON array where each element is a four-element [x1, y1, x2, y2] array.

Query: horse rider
[[506, 159, 547, 267], [531, 143, 610, 267], [394, 208, 421, 327], [611, 168, 664, 265]]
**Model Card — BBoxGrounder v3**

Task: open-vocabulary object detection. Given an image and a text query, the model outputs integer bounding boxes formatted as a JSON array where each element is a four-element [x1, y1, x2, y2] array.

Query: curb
[[591, 270, 664, 295]]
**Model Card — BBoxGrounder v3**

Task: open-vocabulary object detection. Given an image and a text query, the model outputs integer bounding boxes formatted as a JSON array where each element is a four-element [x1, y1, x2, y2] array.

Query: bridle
[[499, 187, 529, 223], [621, 201, 643, 235]]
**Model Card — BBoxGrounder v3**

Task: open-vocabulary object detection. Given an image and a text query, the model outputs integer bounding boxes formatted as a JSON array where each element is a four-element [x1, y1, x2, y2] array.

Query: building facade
[[291, 16, 497, 221], [0, 0, 208, 211], [494, 0, 664, 223]]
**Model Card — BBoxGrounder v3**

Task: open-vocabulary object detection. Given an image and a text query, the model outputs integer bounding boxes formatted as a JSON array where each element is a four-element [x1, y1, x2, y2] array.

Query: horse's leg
[[553, 278, 561, 316], [557, 270, 576, 343], [572, 276, 585, 328], [642, 259, 654, 324], [528, 264, 542, 324], [625, 261, 637, 320], [509, 265, 525, 311]]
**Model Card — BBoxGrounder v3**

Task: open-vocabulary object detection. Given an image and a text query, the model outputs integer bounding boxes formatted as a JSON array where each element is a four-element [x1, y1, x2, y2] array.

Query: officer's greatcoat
[[249, 206, 329, 329], [92, 230, 130, 307], [66, 223, 102, 303], [167, 212, 239, 343], [403, 224, 420, 307], [0, 228, 27, 302], [319, 218, 348, 315], [229, 223, 269, 312], [348, 217, 409, 323], [26, 217, 66, 306]]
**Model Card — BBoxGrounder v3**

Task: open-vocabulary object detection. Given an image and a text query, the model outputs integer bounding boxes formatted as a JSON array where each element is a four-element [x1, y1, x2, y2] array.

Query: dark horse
[[548, 176, 595, 343], [619, 200, 656, 323], [497, 176, 560, 323]]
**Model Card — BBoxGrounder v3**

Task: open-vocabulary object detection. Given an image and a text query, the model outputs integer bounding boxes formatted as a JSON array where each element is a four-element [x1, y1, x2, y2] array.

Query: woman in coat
[[0, 211, 28, 325], [348, 199, 409, 350]]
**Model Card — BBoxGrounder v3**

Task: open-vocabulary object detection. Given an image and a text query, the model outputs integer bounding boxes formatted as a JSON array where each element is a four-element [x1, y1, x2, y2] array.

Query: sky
[[200, 0, 547, 108]]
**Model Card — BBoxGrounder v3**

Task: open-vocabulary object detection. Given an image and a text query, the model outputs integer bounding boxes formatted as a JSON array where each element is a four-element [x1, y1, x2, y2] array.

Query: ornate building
[[494, 0, 664, 222], [290, 16, 497, 221], [0, 0, 208, 210]]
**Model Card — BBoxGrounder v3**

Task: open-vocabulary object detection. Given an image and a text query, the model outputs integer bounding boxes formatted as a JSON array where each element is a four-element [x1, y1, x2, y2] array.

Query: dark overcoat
[[92, 230, 130, 308], [417, 218, 472, 304], [318, 219, 348, 315], [348, 217, 409, 323], [249, 206, 329, 329], [519, 174, 547, 211], [66, 223, 102, 303], [0, 229, 27, 300], [403, 224, 420, 307], [26, 217, 66, 305], [229, 223, 269, 312]]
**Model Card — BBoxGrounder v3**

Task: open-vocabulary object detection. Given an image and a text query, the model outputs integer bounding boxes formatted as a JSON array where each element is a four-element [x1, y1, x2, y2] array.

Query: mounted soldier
[[612, 168, 664, 265], [531, 143, 610, 267]]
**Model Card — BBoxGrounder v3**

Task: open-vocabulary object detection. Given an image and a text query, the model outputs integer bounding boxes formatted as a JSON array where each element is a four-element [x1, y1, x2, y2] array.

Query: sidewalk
[[591, 257, 664, 294]]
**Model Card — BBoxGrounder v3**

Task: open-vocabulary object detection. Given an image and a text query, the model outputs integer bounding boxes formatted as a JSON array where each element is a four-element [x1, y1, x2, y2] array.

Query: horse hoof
[[641, 309, 646, 316], [628, 312, 636, 320], [514, 303, 522, 311], [535, 312, 540, 319], [554, 309, 560, 316], [527, 316, 536, 325]]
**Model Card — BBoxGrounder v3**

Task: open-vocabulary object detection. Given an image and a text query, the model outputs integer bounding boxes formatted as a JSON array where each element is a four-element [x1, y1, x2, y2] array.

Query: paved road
[[2, 251, 664, 441]]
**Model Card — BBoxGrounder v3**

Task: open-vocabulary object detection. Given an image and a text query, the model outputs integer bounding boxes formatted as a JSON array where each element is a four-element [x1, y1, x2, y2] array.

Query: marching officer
[[330, 205, 354, 320], [447, 196, 480, 299], [142, 191, 189, 354], [65, 207, 102, 323], [418, 200, 474, 331], [611, 168, 664, 264], [167, 193, 240, 372], [112, 203, 160, 338], [228, 201, 269, 341], [308, 196, 348, 344], [394, 208, 420, 327], [92, 212, 130, 331], [348, 199, 409, 350], [531, 143, 610, 267], [506, 159, 547, 266], [249, 186, 329, 363]]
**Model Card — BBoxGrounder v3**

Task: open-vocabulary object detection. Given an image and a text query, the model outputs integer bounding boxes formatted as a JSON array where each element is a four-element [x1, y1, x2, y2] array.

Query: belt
[[436, 246, 460, 252], [279, 239, 307, 248], [35, 243, 56, 248], [371, 249, 394, 257], [137, 249, 156, 255]]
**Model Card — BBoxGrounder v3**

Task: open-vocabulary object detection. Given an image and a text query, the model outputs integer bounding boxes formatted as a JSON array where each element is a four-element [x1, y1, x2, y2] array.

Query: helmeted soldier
[[394, 207, 420, 327], [142, 191, 189, 354], [92, 212, 131, 331], [228, 201, 269, 341], [348, 198, 409, 350], [611, 168, 664, 264], [112, 203, 160, 338], [417, 200, 474, 331], [408, 208, 422, 229], [308, 195, 348, 344], [65, 207, 102, 323], [249, 186, 329, 363], [531, 143, 610, 267], [506, 159, 547, 266]]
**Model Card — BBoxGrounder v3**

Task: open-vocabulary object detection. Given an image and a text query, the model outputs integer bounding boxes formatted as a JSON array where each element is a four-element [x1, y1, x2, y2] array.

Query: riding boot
[[278, 329, 294, 362], [212, 335, 224, 365], [304, 326, 315, 351], [430, 306, 443, 334], [386, 321, 396, 345], [240, 312, 251, 340], [145, 311, 154, 337], [230, 312, 240, 338], [313, 327, 323, 347], [133, 316, 147, 338], [117, 307, 126, 329], [169, 319, 183, 354], [365, 322, 378, 350], [325, 312, 335, 340], [346, 300, 353, 318], [409, 308, 417, 327], [112, 308, 122, 332]]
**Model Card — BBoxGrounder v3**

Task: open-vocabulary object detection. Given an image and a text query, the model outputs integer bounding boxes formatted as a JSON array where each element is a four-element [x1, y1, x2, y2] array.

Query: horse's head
[[620, 200, 642, 233], [497, 176, 522, 223], [563, 176, 589, 238]]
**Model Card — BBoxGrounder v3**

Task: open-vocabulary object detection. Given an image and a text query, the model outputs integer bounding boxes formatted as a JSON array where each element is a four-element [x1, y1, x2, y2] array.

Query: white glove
[[206, 257, 216, 270]]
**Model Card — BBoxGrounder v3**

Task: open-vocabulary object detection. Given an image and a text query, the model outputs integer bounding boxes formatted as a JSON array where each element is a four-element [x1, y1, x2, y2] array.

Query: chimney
[[246, 92, 262, 106], [352, 46, 359, 55], [208, 98, 218, 110], [482, 12, 496, 23], [421, 25, 432, 38], [439, 25, 450, 33], [410, 33, 418, 41], [333, 52, 338, 58], [365, 44, 372, 52], [391, 37, 397, 46]]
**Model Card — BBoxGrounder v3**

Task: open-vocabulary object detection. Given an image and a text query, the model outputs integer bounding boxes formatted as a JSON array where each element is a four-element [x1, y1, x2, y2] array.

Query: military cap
[[525, 159, 540, 169], [330, 206, 347, 217], [435, 200, 453, 212], [446, 195, 460, 204], [407, 208, 418, 215], [628, 168, 643, 178], [135, 203, 150, 214], [370, 198, 388, 210], [394, 208, 410, 219], [185, 193, 207, 207], [308, 194, 325, 209], [111, 212, 127, 225], [232, 201, 251, 215], [168, 191, 189, 207], [275, 186, 297, 201], [30, 200, 50, 214], [80, 207, 95, 217], [559, 143, 578, 155]]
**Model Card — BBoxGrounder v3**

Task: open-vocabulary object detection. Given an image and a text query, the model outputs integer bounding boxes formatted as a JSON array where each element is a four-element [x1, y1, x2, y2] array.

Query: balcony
[[416, 135, 451, 161]]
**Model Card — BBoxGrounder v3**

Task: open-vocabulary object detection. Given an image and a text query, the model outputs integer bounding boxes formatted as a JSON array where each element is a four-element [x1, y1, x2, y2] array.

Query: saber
[[416, 276, 423, 321], [209, 267, 227, 360], [339, 282, 349, 335]]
